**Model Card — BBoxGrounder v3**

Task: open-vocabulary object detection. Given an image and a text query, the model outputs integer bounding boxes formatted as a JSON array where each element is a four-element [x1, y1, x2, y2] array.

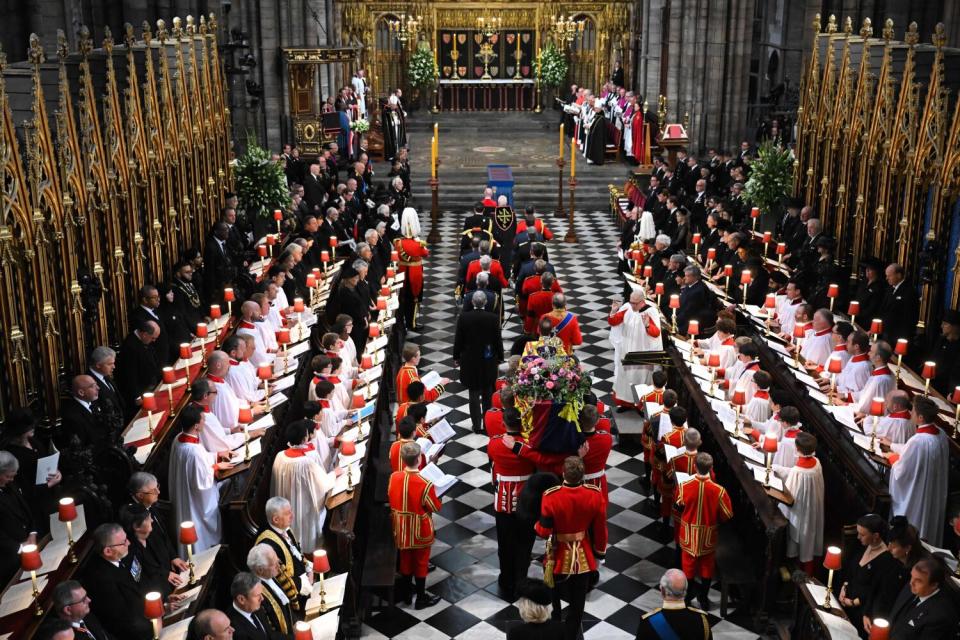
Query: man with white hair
[[88, 345, 122, 418], [0, 451, 35, 584], [246, 544, 295, 635], [255, 491, 317, 612], [393, 208, 429, 329], [544, 292, 583, 352], [609, 289, 663, 407], [635, 569, 712, 639], [236, 300, 273, 366]]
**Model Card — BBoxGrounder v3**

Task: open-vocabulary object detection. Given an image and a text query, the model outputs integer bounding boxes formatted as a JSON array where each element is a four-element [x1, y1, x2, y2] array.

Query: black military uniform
[[635, 603, 712, 639]]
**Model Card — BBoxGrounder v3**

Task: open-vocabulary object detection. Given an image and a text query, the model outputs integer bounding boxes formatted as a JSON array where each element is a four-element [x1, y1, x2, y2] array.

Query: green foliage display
[[408, 46, 437, 88], [234, 137, 288, 219], [744, 141, 794, 217], [537, 43, 568, 88]]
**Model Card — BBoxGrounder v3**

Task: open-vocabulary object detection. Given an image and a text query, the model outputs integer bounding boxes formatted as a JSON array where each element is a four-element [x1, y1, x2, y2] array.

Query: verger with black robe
[[584, 110, 607, 165]]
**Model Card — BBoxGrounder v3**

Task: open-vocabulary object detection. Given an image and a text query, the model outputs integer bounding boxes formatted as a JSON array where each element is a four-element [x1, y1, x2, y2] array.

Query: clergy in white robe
[[169, 406, 225, 553], [774, 432, 824, 563], [271, 420, 338, 551], [237, 320, 272, 366], [332, 315, 360, 369], [888, 398, 949, 545], [743, 378, 772, 424], [878, 391, 916, 446], [223, 336, 267, 404], [774, 284, 805, 336], [851, 342, 895, 415], [827, 321, 854, 368], [208, 371, 242, 431], [696, 318, 738, 369], [799, 310, 834, 367], [771, 421, 801, 468], [729, 343, 761, 402], [608, 290, 664, 406], [836, 345, 873, 398]]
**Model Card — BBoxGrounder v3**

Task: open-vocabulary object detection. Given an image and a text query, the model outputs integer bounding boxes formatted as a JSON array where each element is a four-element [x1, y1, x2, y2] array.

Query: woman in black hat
[[810, 236, 842, 311], [0, 408, 61, 536], [507, 578, 566, 639]]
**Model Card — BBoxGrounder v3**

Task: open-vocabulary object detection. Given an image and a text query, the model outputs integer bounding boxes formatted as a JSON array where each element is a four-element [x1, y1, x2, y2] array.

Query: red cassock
[[668, 452, 715, 540], [581, 428, 613, 505], [465, 259, 509, 288], [488, 435, 537, 513], [394, 237, 429, 298], [388, 469, 441, 578], [535, 484, 608, 575], [520, 275, 562, 318], [641, 389, 665, 460], [389, 439, 427, 472], [516, 218, 554, 241], [396, 364, 442, 405], [484, 407, 506, 437], [656, 427, 687, 518], [525, 290, 556, 334], [675, 476, 734, 579], [630, 110, 647, 163], [544, 310, 583, 352]]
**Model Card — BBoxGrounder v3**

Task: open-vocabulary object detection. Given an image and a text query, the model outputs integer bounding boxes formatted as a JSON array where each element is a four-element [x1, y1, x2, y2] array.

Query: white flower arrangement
[[350, 118, 370, 133]]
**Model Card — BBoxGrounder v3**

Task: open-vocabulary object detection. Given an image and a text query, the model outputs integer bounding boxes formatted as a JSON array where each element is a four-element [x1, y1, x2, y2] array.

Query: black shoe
[[428, 563, 437, 573], [415, 592, 441, 609], [697, 594, 713, 611], [472, 425, 483, 434], [616, 406, 631, 413]]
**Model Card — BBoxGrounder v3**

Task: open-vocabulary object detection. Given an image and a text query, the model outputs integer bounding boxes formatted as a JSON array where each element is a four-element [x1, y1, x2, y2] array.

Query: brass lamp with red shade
[[775, 242, 786, 266], [731, 389, 747, 437], [145, 591, 163, 639], [822, 546, 842, 609], [142, 392, 158, 436], [294, 621, 312, 640], [740, 269, 752, 305], [330, 235, 339, 260], [706, 247, 717, 267], [723, 264, 733, 291], [868, 619, 889, 640], [342, 439, 357, 489], [258, 364, 273, 398], [257, 243, 268, 270], [869, 397, 885, 453], [59, 497, 79, 563], [762, 230, 772, 255], [708, 351, 721, 395], [369, 323, 381, 339], [224, 287, 235, 317], [273, 208, 283, 235], [321, 250, 330, 273], [654, 281, 665, 307], [827, 284, 839, 312], [847, 300, 860, 327], [793, 323, 807, 366], [180, 521, 199, 584], [826, 354, 844, 394], [761, 432, 778, 488], [293, 297, 306, 341], [691, 233, 701, 250], [750, 206, 760, 232], [669, 294, 680, 333], [239, 405, 253, 462], [162, 367, 178, 417], [869, 318, 883, 341], [277, 328, 291, 375], [313, 549, 331, 612], [20, 543, 43, 615], [894, 339, 909, 382], [921, 361, 936, 397], [642, 264, 653, 281]]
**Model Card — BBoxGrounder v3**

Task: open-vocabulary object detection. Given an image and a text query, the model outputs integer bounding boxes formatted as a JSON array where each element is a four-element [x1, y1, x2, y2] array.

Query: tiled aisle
[[362, 209, 762, 639]]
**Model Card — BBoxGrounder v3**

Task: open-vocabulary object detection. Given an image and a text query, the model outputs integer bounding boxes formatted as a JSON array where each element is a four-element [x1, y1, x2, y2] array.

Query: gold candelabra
[[477, 14, 503, 38], [388, 13, 422, 43], [550, 14, 585, 46]]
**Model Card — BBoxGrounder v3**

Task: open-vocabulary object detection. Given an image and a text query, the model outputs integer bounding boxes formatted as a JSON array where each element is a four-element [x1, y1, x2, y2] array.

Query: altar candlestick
[[570, 137, 576, 178], [559, 123, 564, 159], [431, 136, 437, 179]]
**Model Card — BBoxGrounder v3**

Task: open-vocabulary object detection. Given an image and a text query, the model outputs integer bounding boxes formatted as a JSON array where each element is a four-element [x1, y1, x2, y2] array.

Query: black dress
[[5, 440, 55, 536], [842, 548, 906, 633]]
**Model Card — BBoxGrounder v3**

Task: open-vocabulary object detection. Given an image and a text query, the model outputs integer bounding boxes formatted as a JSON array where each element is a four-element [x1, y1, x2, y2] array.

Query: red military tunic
[[516, 218, 554, 241], [487, 434, 537, 513], [544, 309, 583, 353], [394, 402, 429, 439], [656, 427, 687, 518], [525, 289, 556, 334], [396, 363, 443, 405], [675, 475, 734, 579], [388, 469, 442, 577], [581, 428, 613, 505], [484, 407, 506, 437], [519, 275, 561, 318], [394, 237, 429, 298], [668, 451, 714, 540], [535, 483, 608, 575], [389, 439, 427, 472], [641, 388, 666, 461], [465, 259, 509, 289]]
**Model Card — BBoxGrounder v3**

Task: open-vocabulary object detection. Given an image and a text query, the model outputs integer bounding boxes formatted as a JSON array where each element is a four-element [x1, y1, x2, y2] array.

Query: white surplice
[[609, 302, 664, 403], [198, 408, 245, 454], [743, 393, 772, 424], [271, 447, 336, 552], [775, 457, 824, 562], [878, 412, 916, 446], [210, 376, 242, 431], [237, 323, 271, 366], [226, 360, 266, 404], [853, 369, 895, 414], [771, 429, 799, 467], [169, 434, 221, 553], [800, 329, 833, 367], [697, 335, 738, 369], [889, 425, 949, 546], [776, 298, 805, 336]]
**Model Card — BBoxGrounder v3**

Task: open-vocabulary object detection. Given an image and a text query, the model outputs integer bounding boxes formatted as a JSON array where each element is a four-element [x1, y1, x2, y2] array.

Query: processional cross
[[477, 41, 497, 80]]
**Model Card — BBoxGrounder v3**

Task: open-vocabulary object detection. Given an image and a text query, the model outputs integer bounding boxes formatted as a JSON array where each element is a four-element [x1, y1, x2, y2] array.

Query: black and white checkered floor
[[362, 209, 762, 639]]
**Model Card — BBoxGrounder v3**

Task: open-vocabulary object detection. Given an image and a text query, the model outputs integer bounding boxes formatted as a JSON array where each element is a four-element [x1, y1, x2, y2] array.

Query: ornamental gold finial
[[860, 18, 872, 39], [124, 23, 136, 48], [186, 15, 196, 35], [843, 16, 853, 35], [57, 30, 69, 60], [199, 15, 208, 35], [813, 13, 821, 32], [77, 25, 92, 57], [28, 33, 45, 66], [905, 22, 919, 45], [103, 26, 114, 54], [883, 19, 894, 42], [932, 23, 946, 49], [142, 21, 153, 43], [0, 44, 6, 71], [172, 17, 182, 38], [156, 19, 168, 40], [208, 13, 218, 32], [826, 15, 837, 34]]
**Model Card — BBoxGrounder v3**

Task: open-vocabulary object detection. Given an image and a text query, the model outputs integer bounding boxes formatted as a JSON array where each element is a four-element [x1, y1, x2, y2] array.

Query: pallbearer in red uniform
[[655, 406, 688, 524], [535, 457, 608, 640], [666, 428, 713, 543], [515, 207, 554, 241], [388, 442, 442, 609], [394, 208, 430, 330], [674, 452, 733, 610], [487, 408, 538, 599], [578, 405, 613, 507]]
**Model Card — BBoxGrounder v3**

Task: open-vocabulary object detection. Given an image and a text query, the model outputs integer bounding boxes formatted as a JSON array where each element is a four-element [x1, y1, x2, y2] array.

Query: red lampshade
[[922, 361, 936, 379], [144, 591, 163, 620], [776, 243, 787, 255], [869, 318, 883, 335], [141, 392, 157, 412], [716, 368, 726, 378], [707, 247, 717, 260], [654, 282, 665, 295], [277, 328, 291, 345], [306, 274, 317, 288], [223, 288, 235, 302], [868, 619, 889, 640], [313, 549, 331, 573], [732, 389, 746, 406], [195, 322, 208, 338], [764, 293, 777, 309], [273, 209, 282, 221], [826, 284, 839, 299], [740, 270, 752, 285], [643, 265, 653, 278], [708, 352, 721, 368], [361, 355, 373, 370], [669, 294, 680, 309], [692, 233, 701, 245], [750, 207, 760, 218], [823, 546, 842, 571], [848, 300, 860, 316], [257, 244, 268, 258], [330, 236, 338, 247], [723, 264, 734, 277], [381, 286, 391, 297], [20, 544, 41, 572], [321, 250, 330, 262], [238, 406, 252, 424], [210, 304, 222, 320], [793, 324, 807, 339], [688, 320, 700, 336], [952, 386, 960, 404], [179, 343, 192, 360], [762, 433, 778, 453], [870, 397, 885, 417], [631, 250, 642, 261], [179, 521, 198, 545], [387, 266, 396, 278], [266, 234, 277, 246], [293, 298, 305, 313], [58, 497, 78, 522], [377, 297, 387, 311], [352, 393, 365, 409], [162, 367, 177, 384], [762, 231, 772, 243], [341, 440, 357, 456], [294, 621, 312, 640], [369, 324, 381, 338], [391, 250, 399, 262], [827, 355, 843, 375], [893, 338, 908, 356]]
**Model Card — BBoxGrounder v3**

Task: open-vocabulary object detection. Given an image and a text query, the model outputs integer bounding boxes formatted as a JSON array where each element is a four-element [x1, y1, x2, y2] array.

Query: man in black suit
[[254, 497, 311, 614], [880, 262, 920, 345], [676, 266, 716, 334], [171, 260, 206, 328], [888, 556, 958, 639], [303, 162, 327, 213], [228, 572, 286, 640], [246, 544, 297, 636], [454, 291, 504, 433], [42, 579, 112, 640], [126, 472, 188, 581], [88, 345, 122, 420], [203, 221, 239, 304], [83, 523, 155, 639], [0, 451, 36, 586], [636, 569, 712, 639], [57, 374, 108, 452], [114, 320, 162, 419], [130, 285, 171, 367]]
